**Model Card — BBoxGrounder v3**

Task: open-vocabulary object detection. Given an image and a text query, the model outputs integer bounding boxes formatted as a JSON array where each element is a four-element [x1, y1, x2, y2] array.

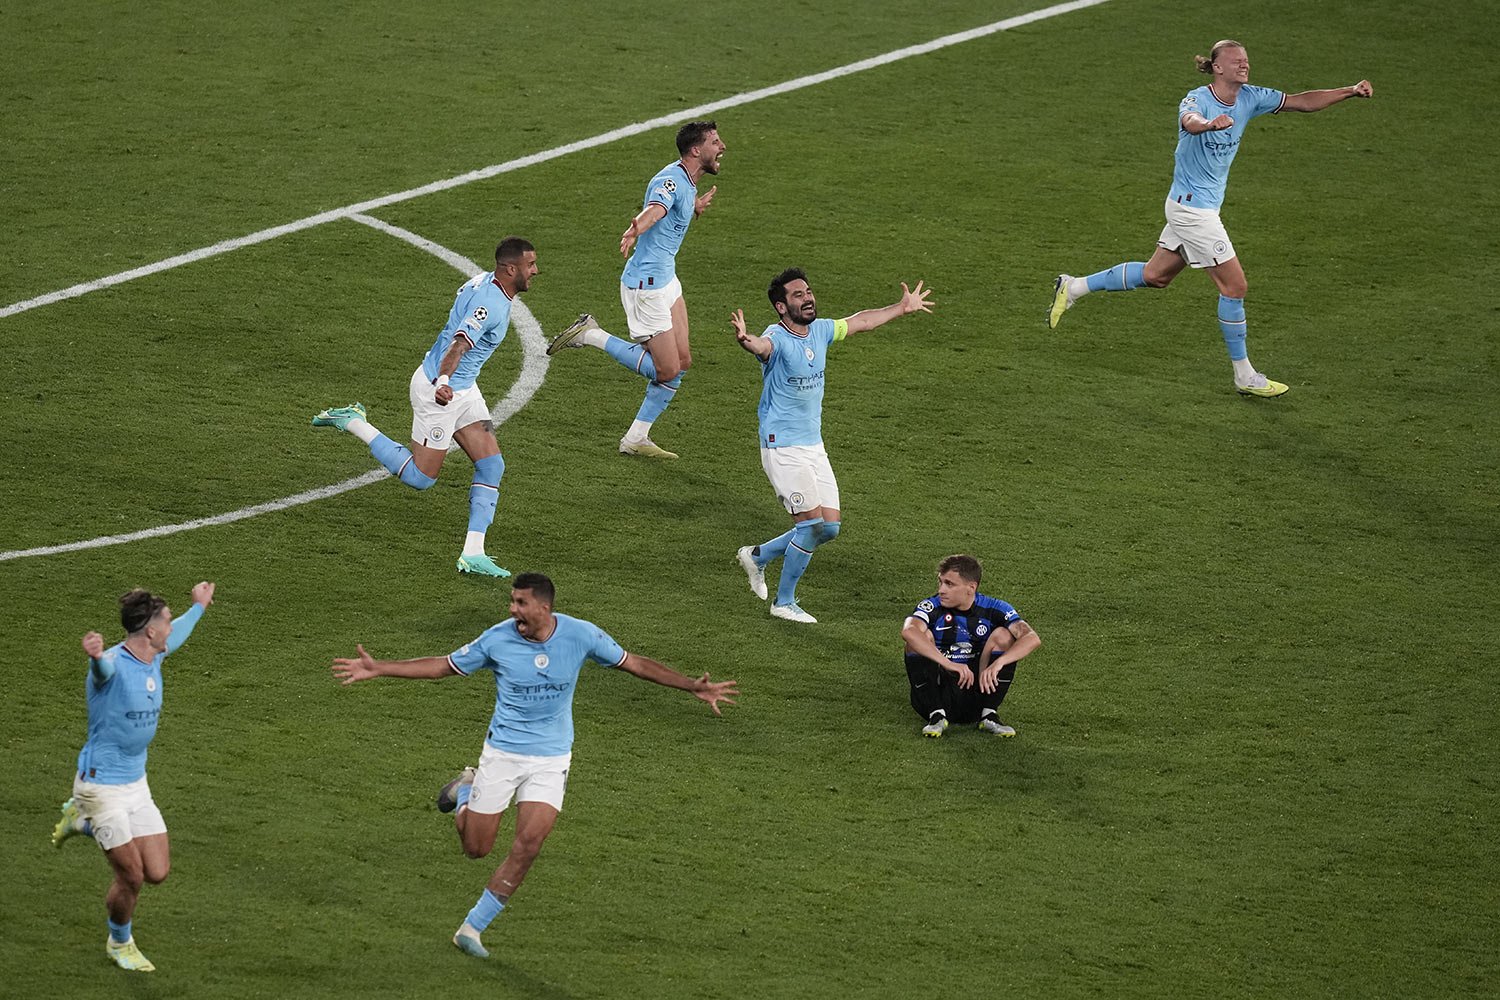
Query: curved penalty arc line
[[0, 219, 550, 564]]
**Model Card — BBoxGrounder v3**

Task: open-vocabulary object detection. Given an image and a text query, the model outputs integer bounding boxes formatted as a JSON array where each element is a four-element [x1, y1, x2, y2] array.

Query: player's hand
[[619, 222, 638, 258], [81, 631, 105, 659], [692, 672, 739, 715], [945, 660, 974, 689], [694, 185, 718, 216], [332, 644, 381, 685], [191, 581, 216, 607], [900, 280, 935, 315], [978, 664, 1002, 694], [730, 308, 751, 346], [1208, 113, 1234, 131], [1351, 80, 1373, 98], [434, 384, 454, 406]]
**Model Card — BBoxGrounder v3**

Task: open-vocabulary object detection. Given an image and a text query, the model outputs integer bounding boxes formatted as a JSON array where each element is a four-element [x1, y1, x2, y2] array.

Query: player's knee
[[814, 520, 841, 546], [1143, 269, 1174, 288], [144, 862, 170, 885], [399, 463, 438, 491], [655, 360, 682, 383]]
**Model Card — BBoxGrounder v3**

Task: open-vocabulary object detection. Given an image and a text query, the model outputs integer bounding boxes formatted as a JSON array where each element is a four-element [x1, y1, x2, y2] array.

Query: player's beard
[[794, 302, 817, 323], [701, 157, 720, 175]]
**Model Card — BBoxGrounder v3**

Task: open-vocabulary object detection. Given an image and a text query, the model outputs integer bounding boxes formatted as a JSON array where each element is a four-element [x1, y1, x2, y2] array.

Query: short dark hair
[[120, 589, 168, 633], [495, 237, 534, 264], [937, 554, 982, 585], [512, 572, 555, 606], [676, 120, 718, 156], [767, 267, 808, 309]]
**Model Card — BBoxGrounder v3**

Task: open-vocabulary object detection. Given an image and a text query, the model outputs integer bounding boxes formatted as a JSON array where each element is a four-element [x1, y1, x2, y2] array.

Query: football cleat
[[769, 602, 817, 624], [457, 554, 511, 578], [437, 766, 477, 814], [546, 313, 600, 355], [921, 717, 950, 739], [105, 937, 156, 972], [1235, 373, 1289, 398], [736, 546, 769, 601], [1048, 274, 1075, 330], [52, 797, 85, 848], [978, 718, 1017, 737], [619, 437, 678, 460], [311, 402, 367, 431], [453, 926, 490, 959]]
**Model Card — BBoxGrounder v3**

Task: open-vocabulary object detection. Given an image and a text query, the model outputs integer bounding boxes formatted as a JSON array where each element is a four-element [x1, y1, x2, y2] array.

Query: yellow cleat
[[105, 937, 156, 972], [1236, 375, 1289, 398], [52, 797, 85, 848], [619, 437, 678, 460], [1048, 274, 1074, 330]]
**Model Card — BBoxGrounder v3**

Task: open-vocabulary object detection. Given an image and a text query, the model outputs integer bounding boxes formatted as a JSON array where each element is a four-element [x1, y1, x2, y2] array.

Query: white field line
[[0, 222, 548, 563], [0, 0, 1113, 320]]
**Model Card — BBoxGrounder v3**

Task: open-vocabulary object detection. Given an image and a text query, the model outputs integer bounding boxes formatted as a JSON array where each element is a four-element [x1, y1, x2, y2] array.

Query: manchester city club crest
[[145, 676, 157, 692], [804, 346, 815, 362], [534, 653, 550, 672]]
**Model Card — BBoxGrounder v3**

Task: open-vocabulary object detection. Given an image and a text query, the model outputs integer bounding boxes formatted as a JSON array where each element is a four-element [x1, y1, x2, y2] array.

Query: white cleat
[[770, 602, 817, 624], [736, 546, 768, 601]]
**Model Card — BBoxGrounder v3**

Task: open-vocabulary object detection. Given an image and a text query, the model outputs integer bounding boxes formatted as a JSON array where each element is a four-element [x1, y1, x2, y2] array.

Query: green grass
[[3, 1, 1497, 997]]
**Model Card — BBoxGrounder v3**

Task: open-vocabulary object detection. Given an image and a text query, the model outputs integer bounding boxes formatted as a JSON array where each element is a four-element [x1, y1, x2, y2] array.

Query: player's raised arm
[[1282, 79, 1372, 112], [620, 203, 669, 257], [615, 651, 739, 715], [730, 308, 772, 360], [843, 280, 936, 335], [331, 644, 456, 685], [1181, 111, 1234, 133]]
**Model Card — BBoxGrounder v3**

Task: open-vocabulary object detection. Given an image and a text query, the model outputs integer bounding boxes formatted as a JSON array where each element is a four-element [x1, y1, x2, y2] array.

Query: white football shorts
[[761, 442, 840, 515], [71, 775, 167, 851], [466, 744, 572, 814], [408, 365, 491, 450], [619, 276, 683, 342], [1158, 198, 1237, 269]]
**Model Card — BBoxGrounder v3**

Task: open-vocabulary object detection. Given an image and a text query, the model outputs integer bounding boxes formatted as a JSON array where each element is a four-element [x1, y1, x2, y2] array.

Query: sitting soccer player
[[901, 554, 1041, 738]]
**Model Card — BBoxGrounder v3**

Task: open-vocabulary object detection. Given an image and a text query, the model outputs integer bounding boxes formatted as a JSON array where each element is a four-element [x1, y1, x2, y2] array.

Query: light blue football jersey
[[1169, 84, 1285, 211], [756, 317, 848, 449], [420, 272, 516, 391], [75, 603, 204, 784], [621, 161, 697, 289], [448, 613, 627, 757]]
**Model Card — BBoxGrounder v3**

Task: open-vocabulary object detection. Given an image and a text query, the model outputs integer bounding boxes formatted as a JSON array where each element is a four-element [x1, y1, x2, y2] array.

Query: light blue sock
[[1218, 295, 1248, 360], [108, 918, 131, 944], [456, 783, 473, 810], [755, 528, 797, 565], [370, 434, 437, 489], [464, 889, 505, 932], [468, 454, 504, 533], [814, 520, 841, 546], [775, 519, 823, 606], [1085, 262, 1148, 293], [602, 336, 657, 379], [635, 373, 682, 423]]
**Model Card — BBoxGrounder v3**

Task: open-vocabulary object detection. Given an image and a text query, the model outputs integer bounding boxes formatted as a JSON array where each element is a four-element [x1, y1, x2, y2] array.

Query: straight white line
[[0, 0, 1113, 321], [0, 222, 548, 563]]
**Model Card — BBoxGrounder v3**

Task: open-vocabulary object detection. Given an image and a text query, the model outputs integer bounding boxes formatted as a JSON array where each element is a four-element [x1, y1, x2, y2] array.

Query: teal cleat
[[457, 554, 511, 579], [453, 927, 490, 959], [52, 797, 85, 848], [311, 402, 367, 431]]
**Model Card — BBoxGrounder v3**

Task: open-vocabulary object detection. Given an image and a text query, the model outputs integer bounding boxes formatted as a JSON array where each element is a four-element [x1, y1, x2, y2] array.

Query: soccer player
[[1048, 40, 1373, 397], [545, 121, 726, 459], [50, 581, 217, 972], [731, 268, 934, 623], [330, 572, 738, 959], [901, 555, 1040, 738], [312, 237, 540, 577]]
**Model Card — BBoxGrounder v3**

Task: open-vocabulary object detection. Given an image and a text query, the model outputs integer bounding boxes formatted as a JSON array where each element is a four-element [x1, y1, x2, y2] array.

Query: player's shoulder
[[912, 595, 940, 616], [649, 161, 690, 193], [976, 592, 1021, 618], [1181, 84, 1213, 106]]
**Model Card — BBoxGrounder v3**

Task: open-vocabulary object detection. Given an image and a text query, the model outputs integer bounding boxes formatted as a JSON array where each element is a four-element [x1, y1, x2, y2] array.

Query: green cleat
[[1048, 274, 1074, 330], [52, 797, 85, 848], [311, 402, 367, 431], [453, 926, 490, 959], [1235, 374, 1289, 398], [457, 554, 511, 578], [546, 313, 600, 355], [619, 437, 678, 460], [105, 936, 156, 972]]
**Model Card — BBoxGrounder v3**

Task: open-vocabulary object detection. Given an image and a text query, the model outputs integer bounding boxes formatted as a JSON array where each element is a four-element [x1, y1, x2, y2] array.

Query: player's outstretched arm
[[901, 616, 974, 689], [620, 203, 669, 257], [166, 581, 215, 655], [1181, 112, 1235, 134], [844, 280, 936, 335], [1282, 80, 1373, 112], [617, 652, 739, 715], [82, 630, 114, 683], [331, 644, 454, 685], [730, 309, 772, 360]]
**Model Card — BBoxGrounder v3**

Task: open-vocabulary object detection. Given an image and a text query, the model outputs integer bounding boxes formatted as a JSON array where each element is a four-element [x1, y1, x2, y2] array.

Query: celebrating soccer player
[[1048, 40, 1373, 397], [731, 269, 934, 623], [545, 121, 726, 459], [311, 238, 540, 578], [330, 572, 737, 959], [50, 581, 217, 972]]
